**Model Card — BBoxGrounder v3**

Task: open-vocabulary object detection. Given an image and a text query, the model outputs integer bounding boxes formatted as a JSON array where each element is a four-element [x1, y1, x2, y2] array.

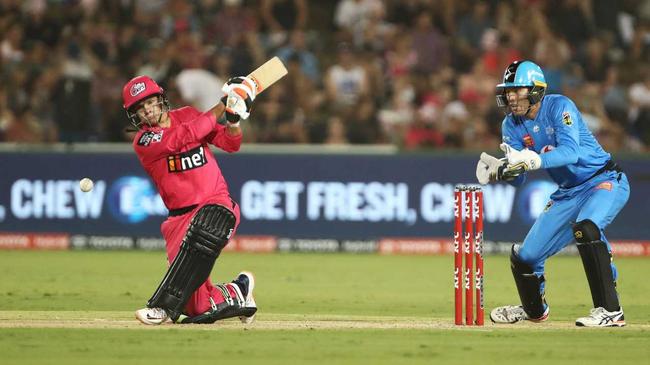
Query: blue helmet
[[495, 60, 547, 108]]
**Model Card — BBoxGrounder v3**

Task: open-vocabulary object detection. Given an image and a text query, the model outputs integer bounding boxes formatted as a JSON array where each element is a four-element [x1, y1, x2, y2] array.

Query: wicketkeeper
[[476, 60, 630, 327], [122, 74, 259, 325]]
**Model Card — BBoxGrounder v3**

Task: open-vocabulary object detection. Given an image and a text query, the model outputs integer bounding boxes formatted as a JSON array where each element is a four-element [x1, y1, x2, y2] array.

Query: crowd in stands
[[1, 0, 650, 152]]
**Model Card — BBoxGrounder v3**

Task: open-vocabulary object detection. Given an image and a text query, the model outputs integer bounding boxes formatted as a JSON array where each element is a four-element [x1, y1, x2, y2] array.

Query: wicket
[[454, 185, 484, 325]]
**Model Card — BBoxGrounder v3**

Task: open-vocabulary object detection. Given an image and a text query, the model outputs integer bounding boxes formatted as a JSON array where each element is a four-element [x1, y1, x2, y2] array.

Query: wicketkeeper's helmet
[[495, 60, 547, 109]]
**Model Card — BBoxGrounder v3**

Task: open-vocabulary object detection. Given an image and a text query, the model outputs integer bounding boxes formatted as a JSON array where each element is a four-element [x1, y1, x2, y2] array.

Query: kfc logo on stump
[[168, 146, 208, 172]]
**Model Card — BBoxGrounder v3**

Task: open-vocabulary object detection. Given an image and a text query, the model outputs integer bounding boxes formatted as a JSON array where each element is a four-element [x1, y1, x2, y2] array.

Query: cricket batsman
[[476, 60, 630, 327], [122, 74, 258, 325]]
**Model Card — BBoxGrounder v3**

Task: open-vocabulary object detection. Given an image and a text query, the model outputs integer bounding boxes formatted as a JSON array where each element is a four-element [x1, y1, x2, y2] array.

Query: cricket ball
[[79, 178, 94, 192]]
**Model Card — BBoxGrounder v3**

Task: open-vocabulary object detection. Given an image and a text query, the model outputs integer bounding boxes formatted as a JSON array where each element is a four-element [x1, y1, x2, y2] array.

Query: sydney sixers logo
[[130, 82, 146, 97]]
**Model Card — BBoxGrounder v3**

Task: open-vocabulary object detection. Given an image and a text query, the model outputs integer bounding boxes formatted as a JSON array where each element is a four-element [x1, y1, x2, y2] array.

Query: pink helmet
[[122, 75, 164, 110]]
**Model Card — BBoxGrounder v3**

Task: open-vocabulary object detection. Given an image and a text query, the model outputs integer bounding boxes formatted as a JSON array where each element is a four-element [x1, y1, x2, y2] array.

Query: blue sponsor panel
[[0, 151, 648, 241], [0, 153, 164, 235]]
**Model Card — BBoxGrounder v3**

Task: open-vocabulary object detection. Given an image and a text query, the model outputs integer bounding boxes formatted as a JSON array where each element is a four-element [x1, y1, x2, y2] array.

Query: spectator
[[324, 115, 349, 145], [1, 22, 24, 63], [0, 88, 16, 141], [135, 39, 172, 82], [3, 107, 45, 143], [52, 39, 97, 142], [92, 63, 128, 142], [457, 1, 493, 51], [410, 12, 448, 74], [385, 33, 416, 78], [378, 75, 416, 145], [602, 66, 629, 127], [204, 0, 258, 47], [580, 35, 612, 83], [261, 0, 308, 47], [275, 30, 320, 83], [629, 67, 650, 147], [481, 31, 522, 77], [324, 43, 369, 112], [283, 52, 324, 116], [334, 0, 383, 33], [175, 63, 224, 112], [251, 84, 307, 144], [547, 0, 593, 47]]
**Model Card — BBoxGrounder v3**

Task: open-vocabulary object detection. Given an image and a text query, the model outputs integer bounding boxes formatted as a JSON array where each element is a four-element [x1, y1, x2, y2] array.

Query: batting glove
[[221, 76, 256, 123], [222, 76, 257, 101]]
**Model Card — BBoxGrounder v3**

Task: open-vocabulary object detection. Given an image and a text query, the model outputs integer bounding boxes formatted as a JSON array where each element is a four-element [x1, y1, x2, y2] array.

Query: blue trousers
[[516, 171, 630, 280]]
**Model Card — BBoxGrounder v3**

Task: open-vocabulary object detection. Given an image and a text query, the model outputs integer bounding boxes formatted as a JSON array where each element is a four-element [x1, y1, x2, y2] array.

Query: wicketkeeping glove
[[476, 152, 519, 185], [500, 143, 542, 172]]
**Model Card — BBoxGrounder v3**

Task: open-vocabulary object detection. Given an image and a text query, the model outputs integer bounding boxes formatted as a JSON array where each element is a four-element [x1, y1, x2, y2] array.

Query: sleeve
[[206, 123, 242, 153], [539, 97, 580, 169], [501, 118, 526, 187], [133, 112, 217, 164]]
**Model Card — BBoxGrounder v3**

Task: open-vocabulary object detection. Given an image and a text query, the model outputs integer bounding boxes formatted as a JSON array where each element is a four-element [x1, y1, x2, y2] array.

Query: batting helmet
[[122, 75, 164, 111], [122, 75, 170, 129]]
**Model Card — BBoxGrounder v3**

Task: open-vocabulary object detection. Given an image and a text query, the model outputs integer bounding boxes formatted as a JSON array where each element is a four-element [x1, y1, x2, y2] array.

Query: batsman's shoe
[[575, 307, 625, 327], [179, 273, 257, 324], [232, 271, 257, 324], [135, 307, 169, 325], [490, 305, 549, 324]]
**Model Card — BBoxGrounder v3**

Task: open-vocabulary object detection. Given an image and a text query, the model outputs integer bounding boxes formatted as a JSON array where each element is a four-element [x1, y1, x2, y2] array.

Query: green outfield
[[0, 251, 648, 365]]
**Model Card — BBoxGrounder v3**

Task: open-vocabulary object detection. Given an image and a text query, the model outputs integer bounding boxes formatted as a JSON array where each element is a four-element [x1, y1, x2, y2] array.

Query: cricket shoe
[[232, 271, 257, 324], [490, 305, 549, 324], [179, 272, 257, 324], [575, 307, 625, 327], [135, 307, 170, 325]]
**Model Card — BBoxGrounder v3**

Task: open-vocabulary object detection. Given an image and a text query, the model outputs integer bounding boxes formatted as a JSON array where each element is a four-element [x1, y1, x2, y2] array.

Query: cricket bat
[[247, 56, 288, 94]]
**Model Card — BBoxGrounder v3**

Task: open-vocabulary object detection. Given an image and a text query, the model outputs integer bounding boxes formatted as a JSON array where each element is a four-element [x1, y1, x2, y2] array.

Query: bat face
[[247, 57, 288, 94]]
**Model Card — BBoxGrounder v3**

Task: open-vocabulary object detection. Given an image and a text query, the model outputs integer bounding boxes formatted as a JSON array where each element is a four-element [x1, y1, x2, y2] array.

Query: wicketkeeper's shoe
[[232, 271, 257, 324], [575, 307, 625, 327], [135, 307, 170, 325], [490, 305, 549, 324]]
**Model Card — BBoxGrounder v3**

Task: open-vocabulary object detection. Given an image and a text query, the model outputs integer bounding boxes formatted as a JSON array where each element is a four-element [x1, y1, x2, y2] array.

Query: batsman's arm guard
[[147, 204, 236, 321]]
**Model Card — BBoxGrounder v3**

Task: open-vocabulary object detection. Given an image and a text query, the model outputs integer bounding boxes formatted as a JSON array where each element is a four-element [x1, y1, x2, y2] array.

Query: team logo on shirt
[[167, 145, 207, 172], [540, 145, 555, 153], [523, 134, 534, 148], [562, 111, 573, 126], [137, 131, 164, 146]]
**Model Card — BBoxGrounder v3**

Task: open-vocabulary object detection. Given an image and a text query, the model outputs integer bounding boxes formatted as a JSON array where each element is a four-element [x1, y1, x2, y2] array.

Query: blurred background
[[1, 0, 649, 151]]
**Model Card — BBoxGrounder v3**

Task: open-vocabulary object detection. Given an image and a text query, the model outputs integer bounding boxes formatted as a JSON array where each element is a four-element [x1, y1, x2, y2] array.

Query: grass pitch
[[0, 251, 649, 364]]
